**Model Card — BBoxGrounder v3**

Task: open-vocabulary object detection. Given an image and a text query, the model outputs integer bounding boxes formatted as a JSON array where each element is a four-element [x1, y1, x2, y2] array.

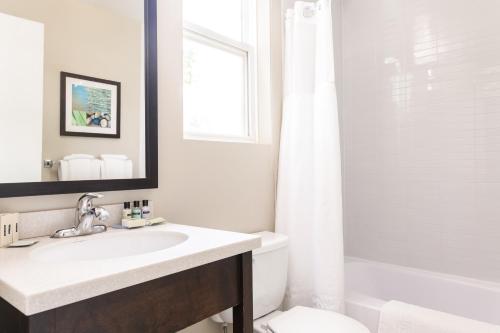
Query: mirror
[[0, 0, 157, 197]]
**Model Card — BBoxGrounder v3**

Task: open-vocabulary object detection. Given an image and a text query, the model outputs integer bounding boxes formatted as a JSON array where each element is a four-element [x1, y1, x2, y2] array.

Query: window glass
[[183, 0, 242, 41], [183, 37, 249, 138]]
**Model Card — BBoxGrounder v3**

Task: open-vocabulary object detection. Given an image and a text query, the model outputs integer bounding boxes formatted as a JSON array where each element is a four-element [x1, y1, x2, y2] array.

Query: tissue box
[[0, 213, 19, 247]]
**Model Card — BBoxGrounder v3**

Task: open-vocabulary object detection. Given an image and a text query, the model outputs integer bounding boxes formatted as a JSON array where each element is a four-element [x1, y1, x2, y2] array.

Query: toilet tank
[[212, 231, 289, 323], [252, 231, 289, 319]]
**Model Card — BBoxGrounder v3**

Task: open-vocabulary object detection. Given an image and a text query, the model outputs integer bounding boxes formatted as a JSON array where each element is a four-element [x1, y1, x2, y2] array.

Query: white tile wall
[[341, 0, 500, 282]]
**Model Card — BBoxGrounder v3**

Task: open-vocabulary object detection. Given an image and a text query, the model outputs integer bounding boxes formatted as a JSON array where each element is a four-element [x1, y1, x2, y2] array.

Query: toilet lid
[[267, 306, 370, 333]]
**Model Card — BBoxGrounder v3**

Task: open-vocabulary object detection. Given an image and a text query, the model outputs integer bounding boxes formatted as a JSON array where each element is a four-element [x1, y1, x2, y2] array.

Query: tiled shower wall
[[341, 0, 500, 282]]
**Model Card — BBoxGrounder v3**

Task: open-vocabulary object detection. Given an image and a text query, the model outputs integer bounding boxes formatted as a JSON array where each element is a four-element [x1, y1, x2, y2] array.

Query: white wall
[[0, 0, 283, 332], [0, 13, 44, 183], [342, 0, 500, 282]]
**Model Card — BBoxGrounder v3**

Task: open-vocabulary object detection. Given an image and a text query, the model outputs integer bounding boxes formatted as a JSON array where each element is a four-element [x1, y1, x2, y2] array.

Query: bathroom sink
[[30, 231, 188, 262]]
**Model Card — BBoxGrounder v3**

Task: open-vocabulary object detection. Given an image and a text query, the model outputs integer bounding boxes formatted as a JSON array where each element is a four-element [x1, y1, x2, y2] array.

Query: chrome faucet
[[52, 193, 109, 238]]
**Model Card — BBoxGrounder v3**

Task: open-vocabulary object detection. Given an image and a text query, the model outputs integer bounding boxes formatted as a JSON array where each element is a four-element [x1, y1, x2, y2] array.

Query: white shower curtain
[[276, 0, 344, 313]]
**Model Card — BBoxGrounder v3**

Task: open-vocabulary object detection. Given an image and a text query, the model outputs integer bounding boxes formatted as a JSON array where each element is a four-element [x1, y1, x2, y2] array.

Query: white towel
[[378, 301, 500, 333], [100, 154, 128, 160], [58, 156, 101, 181], [63, 154, 95, 160], [100, 155, 133, 179]]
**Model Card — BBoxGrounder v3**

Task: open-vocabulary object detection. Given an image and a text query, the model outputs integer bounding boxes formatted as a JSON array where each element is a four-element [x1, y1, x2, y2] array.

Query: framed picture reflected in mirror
[[60, 72, 121, 138]]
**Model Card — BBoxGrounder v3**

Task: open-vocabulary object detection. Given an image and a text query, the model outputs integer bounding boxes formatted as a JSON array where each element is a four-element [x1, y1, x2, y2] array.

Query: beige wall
[[0, 0, 143, 181], [0, 0, 282, 331]]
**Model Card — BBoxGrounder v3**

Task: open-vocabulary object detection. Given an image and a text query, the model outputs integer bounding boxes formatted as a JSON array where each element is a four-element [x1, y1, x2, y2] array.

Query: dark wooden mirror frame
[[0, 0, 158, 198]]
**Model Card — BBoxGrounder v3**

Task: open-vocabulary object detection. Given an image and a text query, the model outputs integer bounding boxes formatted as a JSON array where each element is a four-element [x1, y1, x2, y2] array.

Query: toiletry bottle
[[132, 201, 142, 219], [122, 202, 132, 219], [141, 200, 151, 219]]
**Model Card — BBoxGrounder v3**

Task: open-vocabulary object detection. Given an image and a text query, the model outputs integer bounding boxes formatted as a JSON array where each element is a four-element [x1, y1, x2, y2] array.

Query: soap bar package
[[0, 216, 12, 247], [11, 213, 19, 242]]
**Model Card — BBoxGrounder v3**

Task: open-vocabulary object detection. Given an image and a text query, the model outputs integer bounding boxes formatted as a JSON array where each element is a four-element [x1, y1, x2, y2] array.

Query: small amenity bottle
[[122, 202, 132, 219], [141, 200, 151, 219], [132, 201, 142, 219]]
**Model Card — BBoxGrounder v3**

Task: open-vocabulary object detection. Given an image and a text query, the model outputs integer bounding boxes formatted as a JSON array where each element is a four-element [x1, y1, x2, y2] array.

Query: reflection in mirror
[[0, 0, 145, 183]]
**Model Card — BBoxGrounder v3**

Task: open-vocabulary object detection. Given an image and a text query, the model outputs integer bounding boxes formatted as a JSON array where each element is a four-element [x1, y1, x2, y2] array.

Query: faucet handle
[[78, 193, 104, 202], [93, 207, 110, 222], [77, 193, 104, 214]]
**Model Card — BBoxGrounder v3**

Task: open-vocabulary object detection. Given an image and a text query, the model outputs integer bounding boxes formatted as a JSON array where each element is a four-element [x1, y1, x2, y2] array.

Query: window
[[183, 0, 265, 142]]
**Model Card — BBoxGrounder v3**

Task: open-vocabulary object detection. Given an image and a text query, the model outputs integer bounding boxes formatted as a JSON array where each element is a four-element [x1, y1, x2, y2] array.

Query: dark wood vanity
[[0, 252, 253, 333]]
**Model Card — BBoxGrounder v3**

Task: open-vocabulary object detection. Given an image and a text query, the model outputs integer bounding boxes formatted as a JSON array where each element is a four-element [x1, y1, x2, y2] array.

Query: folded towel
[[58, 158, 101, 181], [100, 154, 128, 160], [378, 301, 500, 333], [101, 158, 133, 179], [63, 154, 95, 161]]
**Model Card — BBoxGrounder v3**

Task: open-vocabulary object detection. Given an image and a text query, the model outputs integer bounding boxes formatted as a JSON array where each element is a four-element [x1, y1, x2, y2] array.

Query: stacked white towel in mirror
[[58, 154, 133, 181], [100, 154, 133, 179]]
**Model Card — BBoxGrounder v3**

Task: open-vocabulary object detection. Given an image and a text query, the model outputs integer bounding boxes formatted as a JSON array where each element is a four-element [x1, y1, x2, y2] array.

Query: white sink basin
[[30, 231, 188, 262]]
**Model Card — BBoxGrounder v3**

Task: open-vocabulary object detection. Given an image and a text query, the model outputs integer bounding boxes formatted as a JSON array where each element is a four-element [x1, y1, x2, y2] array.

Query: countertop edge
[[7, 236, 261, 316]]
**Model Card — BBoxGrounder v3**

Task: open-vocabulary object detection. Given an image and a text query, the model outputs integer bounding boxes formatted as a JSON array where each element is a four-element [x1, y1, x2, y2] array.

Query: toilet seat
[[266, 306, 370, 333]]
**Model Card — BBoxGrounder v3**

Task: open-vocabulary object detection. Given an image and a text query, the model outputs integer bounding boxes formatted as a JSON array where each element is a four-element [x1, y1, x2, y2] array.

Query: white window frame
[[182, 3, 258, 143]]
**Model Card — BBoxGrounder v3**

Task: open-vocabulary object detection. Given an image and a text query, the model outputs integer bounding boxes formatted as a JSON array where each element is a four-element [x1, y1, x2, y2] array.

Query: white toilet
[[212, 231, 370, 333]]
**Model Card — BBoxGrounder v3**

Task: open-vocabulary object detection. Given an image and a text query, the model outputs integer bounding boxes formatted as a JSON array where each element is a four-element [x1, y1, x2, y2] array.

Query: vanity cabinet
[[0, 252, 253, 333]]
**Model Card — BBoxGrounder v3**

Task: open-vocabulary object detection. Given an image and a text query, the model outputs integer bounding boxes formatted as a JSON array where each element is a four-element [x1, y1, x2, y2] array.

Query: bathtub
[[344, 257, 500, 333]]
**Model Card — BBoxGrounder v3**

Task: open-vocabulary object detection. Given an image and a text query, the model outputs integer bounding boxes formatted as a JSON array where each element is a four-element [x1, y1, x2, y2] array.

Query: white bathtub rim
[[345, 291, 386, 310], [345, 256, 500, 293]]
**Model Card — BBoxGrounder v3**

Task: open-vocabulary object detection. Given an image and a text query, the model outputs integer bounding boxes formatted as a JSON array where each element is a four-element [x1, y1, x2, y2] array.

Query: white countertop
[[0, 223, 261, 315]]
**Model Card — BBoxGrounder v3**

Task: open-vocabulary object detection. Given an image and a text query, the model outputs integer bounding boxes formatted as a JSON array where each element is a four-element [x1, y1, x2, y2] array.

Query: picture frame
[[60, 72, 121, 138]]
